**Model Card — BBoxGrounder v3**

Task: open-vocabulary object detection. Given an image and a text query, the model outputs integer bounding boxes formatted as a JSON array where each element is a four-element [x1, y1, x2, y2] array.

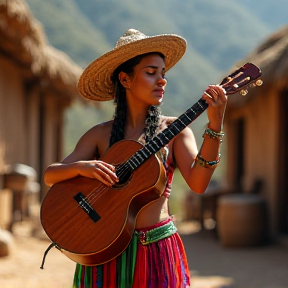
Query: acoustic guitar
[[40, 62, 262, 267]]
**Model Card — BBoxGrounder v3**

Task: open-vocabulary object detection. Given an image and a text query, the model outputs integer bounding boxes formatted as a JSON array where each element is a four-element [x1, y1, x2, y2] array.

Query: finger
[[99, 161, 116, 171], [212, 85, 227, 96], [203, 91, 213, 99], [208, 85, 227, 102], [204, 90, 217, 103], [209, 86, 220, 97], [93, 168, 116, 187], [97, 162, 118, 181]]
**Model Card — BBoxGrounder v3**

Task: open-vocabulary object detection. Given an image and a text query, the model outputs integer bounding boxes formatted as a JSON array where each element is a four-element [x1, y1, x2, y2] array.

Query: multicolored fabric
[[73, 217, 190, 288], [157, 146, 175, 199], [162, 160, 175, 198]]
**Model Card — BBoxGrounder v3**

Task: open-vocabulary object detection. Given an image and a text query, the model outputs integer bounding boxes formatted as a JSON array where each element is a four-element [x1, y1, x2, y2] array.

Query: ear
[[118, 71, 131, 89]]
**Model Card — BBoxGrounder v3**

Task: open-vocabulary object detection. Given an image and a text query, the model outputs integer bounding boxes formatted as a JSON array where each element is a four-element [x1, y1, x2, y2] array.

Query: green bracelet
[[203, 127, 225, 143], [195, 153, 221, 169]]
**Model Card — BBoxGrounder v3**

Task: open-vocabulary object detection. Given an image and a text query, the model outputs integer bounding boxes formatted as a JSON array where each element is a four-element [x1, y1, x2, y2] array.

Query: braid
[[109, 52, 164, 147], [109, 81, 127, 147]]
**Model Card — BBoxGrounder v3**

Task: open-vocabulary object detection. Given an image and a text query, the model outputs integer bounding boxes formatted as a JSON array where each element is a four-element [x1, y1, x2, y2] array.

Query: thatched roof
[[244, 24, 288, 90], [0, 0, 82, 99], [227, 24, 288, 108]]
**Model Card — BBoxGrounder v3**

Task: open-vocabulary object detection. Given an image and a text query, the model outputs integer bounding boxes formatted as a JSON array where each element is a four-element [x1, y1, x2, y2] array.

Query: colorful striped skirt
[[73, 217, 190, 288]]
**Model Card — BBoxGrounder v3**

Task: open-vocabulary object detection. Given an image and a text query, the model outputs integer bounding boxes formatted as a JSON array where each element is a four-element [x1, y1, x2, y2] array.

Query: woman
[[44, 29, 227, 288]]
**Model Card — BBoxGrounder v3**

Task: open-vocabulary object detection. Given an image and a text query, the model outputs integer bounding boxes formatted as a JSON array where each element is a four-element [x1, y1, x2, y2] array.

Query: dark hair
[[109, 53, 164, 147]]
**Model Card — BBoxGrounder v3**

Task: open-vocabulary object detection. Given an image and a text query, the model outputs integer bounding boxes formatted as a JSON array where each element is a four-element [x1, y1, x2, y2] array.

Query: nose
[[157, 76, 167, 87]]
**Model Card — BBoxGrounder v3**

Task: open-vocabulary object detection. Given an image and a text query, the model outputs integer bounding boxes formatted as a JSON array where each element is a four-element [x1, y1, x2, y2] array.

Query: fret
[[197, 100, 205, 110], [156, 136, 165, 146], [136, 152, 144, 162], [172, 124, 181, 132], [177, 118, 186, 127], [167, 130, 175, 137], [128, 158, 137, 169], [184, 113, 192, 121], [133, 156, 141, 165], [151, 141, 160, 151], [141, 149, 149, 158], [162, 132, 170, 141], [144, 144, 156, 154]]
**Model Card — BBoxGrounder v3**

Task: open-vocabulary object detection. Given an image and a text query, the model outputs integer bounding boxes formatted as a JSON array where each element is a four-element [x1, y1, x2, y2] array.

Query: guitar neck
[[126, 98, 208, 171]]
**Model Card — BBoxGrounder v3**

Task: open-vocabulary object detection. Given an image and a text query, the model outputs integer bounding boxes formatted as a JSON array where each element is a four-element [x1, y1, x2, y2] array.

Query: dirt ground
[[0, 219, 287, 288], [0, 221, 75, 288]]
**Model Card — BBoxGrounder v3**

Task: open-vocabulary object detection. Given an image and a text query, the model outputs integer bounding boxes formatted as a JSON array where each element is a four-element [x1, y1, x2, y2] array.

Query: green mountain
[[26, 0, 272, 109], [25, 0, 284, 153], [240, 0, 288, 30]]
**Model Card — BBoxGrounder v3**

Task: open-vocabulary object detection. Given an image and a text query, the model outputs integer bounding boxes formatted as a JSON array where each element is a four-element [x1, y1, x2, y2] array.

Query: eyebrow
[[145, 65, 166, 71]]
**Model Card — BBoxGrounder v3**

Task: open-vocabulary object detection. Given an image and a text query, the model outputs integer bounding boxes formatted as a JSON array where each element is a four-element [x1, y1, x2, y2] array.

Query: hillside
[[26, 0, 272, 112], [240, 0, 288, 30], [25, 0, 286, 154]]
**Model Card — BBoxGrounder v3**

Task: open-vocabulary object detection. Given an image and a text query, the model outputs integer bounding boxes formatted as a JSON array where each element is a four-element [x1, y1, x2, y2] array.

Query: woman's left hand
[[202, 84, 227, 130]]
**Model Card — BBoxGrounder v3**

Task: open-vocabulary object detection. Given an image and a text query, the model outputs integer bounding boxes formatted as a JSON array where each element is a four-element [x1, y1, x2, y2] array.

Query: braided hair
[[109, 53, 163, 147]]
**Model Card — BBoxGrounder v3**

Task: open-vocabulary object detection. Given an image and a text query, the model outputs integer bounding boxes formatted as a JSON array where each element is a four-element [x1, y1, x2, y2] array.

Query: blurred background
[[0, 0, 288, 287]]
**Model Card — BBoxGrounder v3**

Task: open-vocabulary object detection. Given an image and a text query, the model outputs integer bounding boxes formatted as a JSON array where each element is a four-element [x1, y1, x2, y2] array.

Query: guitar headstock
[[220, 63, 263, 96]]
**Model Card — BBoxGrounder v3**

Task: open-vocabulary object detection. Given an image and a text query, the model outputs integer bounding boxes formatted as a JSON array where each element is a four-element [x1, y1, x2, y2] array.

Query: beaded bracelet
[[203, 127, 225, 143], [195, 153, 221, 169]]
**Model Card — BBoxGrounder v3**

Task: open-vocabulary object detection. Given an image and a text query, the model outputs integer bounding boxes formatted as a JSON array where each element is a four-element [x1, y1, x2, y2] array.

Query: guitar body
[[40, 140, 167, 266]]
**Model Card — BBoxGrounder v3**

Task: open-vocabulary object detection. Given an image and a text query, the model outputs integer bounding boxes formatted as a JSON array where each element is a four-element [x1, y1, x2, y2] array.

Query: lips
[[153, 88, 165, 96]]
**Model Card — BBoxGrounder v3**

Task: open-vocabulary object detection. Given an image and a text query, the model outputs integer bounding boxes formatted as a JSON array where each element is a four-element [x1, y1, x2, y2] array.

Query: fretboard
[[126, 98, 208, 171]]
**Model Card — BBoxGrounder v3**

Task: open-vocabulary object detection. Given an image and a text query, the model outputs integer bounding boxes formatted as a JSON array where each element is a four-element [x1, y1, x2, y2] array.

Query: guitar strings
[[83, 150, 151, 207], [82, 161, 132, 206], [69, 149, 142, 215]]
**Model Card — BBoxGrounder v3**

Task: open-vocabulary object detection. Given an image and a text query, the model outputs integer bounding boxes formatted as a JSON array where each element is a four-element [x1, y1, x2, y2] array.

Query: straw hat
[[78, 28, 187, 101]]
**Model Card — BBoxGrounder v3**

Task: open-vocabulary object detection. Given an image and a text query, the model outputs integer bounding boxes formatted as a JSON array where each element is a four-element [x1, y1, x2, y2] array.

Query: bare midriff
[[135, 196, 170, 228]]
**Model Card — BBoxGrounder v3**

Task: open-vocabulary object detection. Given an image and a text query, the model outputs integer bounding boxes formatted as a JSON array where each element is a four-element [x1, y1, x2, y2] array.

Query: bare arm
[[44, 123, 118, 187], [174, 84, 227, 194]]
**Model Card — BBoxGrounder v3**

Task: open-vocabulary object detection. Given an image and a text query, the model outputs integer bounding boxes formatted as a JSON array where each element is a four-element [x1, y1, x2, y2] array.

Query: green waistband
[[134, 220, 177, 245]]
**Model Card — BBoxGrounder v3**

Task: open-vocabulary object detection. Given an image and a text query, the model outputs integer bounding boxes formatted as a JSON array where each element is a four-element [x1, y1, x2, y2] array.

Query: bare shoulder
[[72, 120, 113, 159], [89, 120, 113, 135]]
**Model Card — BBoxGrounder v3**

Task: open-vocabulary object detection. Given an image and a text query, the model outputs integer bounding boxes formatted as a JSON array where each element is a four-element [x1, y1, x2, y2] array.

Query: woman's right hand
[[44, 160, 119, 188], [77, 160, 119, 187]]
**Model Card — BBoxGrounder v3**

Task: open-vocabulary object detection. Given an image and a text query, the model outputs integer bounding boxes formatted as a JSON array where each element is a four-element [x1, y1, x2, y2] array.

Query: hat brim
[[78, 34, 187, 101]]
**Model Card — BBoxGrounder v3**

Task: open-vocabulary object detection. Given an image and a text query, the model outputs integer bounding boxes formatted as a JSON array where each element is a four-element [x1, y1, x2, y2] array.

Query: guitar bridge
[[74, 192, 101, 223]]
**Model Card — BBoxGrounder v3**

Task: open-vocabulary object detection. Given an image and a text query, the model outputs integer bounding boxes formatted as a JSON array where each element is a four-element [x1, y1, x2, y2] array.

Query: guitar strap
[[40, 242, 57, 269]]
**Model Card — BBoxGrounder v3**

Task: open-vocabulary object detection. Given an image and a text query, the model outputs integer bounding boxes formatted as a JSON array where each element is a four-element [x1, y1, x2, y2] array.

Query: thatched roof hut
[[0, 0, 82, 98], [224, 24, 288, 237]]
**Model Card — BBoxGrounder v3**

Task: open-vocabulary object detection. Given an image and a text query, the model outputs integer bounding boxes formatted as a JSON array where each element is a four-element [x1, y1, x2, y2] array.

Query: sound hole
[[114, 166, 132, 187]]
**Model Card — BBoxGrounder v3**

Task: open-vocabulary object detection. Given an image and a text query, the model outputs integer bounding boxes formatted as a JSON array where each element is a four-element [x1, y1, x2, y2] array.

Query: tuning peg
[[256, 79, 263, 86], [240, 89, 248, 96]]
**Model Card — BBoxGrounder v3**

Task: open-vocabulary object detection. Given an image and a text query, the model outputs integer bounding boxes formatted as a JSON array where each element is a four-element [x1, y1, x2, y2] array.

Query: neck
[[126, 97, 149, 128], [126, 110, 147, 128], [125, 101, 150, 142]]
